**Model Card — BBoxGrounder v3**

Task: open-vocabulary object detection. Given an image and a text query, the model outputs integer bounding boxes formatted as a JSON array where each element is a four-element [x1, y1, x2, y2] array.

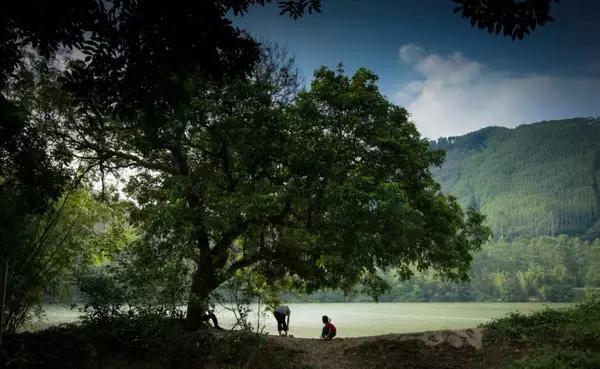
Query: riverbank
[[1, 324, 521, 369], [31, 302, 574, 337], [264, 328, 498, 369], [4, 298, 598, 369]]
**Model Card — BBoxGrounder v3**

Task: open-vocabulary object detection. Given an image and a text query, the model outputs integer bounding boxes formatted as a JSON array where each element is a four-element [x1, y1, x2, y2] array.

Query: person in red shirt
[[320, 315, 336, 340]]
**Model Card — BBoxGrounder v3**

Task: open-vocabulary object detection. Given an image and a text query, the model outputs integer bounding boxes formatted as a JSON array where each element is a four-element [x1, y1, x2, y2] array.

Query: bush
[[75, 261, 188, 324], [583, 288, 600, 303], [0, 316, 303, 369], [485, 299, 600, 346], [542, 284, 574, 302], [1, 316, 211, 369], [209, 331, 265, 366], [484, 298, 600, 369], [75, 264, 128, 322]]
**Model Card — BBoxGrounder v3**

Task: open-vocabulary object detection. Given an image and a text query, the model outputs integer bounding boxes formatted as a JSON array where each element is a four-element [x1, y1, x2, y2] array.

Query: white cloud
[[395, 44, 600, 139]]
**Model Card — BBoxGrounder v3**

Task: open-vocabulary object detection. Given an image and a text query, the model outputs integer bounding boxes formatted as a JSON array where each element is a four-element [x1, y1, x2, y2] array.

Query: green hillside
[[431, 118, 600, 239]]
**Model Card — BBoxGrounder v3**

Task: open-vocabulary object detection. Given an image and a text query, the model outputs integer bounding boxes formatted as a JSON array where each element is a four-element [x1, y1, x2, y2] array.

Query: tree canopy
[[49, 44, 490, 328], [1, 1, 491, 332]]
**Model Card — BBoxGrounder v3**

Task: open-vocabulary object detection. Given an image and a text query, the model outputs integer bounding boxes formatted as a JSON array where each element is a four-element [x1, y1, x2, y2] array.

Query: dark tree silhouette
[[0, 1, 320, 81], [453, 0, 558, 40], [0, 1, 319, 331], [55, 51, 490, 329], [1, 1, 321, 121], [0, 0, 321, 236]]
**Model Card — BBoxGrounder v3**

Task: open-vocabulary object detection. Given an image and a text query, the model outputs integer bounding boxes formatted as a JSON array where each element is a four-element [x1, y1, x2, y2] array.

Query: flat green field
[[37, 302, 573, 338]]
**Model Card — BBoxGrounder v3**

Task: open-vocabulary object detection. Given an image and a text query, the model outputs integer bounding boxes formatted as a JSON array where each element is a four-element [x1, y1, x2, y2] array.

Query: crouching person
[[320, 315, 336, 340], [201, 303, 222, 329]]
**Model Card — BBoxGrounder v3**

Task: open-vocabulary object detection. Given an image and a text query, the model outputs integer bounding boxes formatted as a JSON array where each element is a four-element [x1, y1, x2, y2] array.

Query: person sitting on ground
[[273, 305, 291, 336], [320, 315, 336, 340], [201, 303, 222, 329]]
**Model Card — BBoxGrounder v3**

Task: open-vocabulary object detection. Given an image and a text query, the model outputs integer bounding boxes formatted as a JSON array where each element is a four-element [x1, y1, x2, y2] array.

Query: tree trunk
[[185, 262, 218, 331], [0, 260, 8, 340]]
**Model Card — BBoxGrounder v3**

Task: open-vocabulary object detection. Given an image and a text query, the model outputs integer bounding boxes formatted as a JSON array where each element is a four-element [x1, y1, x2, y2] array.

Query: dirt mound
[[417, 328, 484, 349], [348, 339, 479, 369], [269, 328, 521, 369]]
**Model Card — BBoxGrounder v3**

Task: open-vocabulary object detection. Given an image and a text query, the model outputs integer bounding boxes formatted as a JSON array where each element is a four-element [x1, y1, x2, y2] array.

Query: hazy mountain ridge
[[431, 117, 600, 239]]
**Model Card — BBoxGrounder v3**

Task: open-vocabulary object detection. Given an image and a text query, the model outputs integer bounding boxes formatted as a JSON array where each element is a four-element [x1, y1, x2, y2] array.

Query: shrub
[[75, 259, 189, 324], [484, 298, 600, 369], [0, 316, 303, 369], [75, 264, 128, 322]]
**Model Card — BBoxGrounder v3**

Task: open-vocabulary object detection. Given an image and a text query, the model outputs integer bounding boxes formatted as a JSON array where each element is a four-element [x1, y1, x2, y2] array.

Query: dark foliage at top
[[1, 1, 320, 119], [0, 0, 96, 88], [453, 0, 558, 40], [0, 0, 320, 230]]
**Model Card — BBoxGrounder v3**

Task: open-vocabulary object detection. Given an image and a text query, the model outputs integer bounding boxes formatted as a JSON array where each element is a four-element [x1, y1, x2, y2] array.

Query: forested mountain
[[431, 118, 600, 239]]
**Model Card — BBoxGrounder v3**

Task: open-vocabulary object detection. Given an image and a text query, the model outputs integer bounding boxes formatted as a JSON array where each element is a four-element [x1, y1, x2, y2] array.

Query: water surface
[[38, 302, 573, 338], [215, 302, 572, 338]]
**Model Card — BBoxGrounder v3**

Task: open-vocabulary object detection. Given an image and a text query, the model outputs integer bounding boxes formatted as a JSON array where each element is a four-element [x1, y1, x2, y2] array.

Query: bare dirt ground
[[264, 328, 523, 369]]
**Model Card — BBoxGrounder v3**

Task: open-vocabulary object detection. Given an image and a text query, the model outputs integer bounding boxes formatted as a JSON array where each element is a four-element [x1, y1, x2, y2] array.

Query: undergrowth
[[0, 315, 301, 369], [484, 293, 600, 369]]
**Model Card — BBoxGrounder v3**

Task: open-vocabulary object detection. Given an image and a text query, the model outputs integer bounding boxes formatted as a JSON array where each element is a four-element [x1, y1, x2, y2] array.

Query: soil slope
[[262, 328, 523, 369]]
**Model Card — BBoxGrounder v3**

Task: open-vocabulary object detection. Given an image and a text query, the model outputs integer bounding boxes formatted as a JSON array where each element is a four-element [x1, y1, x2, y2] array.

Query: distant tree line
[[288, 235, 600, 303]]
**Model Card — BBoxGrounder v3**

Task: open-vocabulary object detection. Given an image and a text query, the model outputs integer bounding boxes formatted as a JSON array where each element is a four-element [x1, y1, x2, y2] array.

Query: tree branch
[[77, 142, 180, 175], [222, 251, 266, 281], [218, 140, 237, 192]]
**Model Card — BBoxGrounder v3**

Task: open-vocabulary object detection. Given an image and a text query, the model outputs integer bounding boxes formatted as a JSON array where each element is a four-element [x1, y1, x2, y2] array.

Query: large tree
[[2, 1, 492, 331], [53, 46, 489, 329], [0, 0, 319, 330]]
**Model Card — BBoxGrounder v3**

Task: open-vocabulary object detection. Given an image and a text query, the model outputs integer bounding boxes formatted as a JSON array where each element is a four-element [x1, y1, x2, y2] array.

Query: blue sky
[[234, 0, 600, 138]]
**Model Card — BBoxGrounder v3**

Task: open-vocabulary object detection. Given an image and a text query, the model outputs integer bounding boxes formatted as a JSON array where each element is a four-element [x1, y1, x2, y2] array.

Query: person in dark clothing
[[273, 305, 291, 336], [320, 315, 336, 340], [201, 304, 222, 329]]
